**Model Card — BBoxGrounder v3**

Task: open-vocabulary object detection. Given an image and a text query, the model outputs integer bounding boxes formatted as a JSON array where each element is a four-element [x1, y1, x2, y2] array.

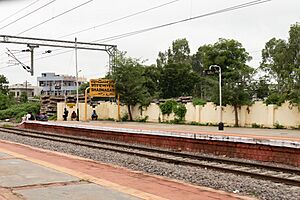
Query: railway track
[[1, 126, 300, 187]]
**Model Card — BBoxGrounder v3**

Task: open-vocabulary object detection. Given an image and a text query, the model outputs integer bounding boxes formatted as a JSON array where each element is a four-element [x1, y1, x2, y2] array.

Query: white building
[[8, 82, 41, 98]]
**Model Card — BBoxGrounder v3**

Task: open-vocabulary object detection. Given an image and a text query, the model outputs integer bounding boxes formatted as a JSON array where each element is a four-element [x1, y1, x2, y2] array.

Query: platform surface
[[0, 140, 254, 200], [44, 120, 300, 140]]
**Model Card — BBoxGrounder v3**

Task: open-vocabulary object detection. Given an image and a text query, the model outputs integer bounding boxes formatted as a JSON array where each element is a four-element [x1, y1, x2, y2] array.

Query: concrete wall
[[57, 101, 300, 128]]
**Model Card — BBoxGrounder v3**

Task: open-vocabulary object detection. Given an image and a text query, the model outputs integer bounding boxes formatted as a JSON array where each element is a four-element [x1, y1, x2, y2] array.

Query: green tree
[[252, 76, 271, 100], [287, 23, 300, 106], [112, 51, 151, 121], [156, 38, 198, 98], [79, 82, 89, 94], [159, 63, 198, 98], [156, 38, 191, 67], [20, 92, 28, 103], [260, 22, 300, 106], [0, 74, 9, 94], [0, 92, 10, 110], [195, 38, 253, 126], [143, 65, 160, 98]]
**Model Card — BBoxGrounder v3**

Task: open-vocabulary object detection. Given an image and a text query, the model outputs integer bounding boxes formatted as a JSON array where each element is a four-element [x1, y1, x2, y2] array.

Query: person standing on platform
[[63, 108, 69, 121]]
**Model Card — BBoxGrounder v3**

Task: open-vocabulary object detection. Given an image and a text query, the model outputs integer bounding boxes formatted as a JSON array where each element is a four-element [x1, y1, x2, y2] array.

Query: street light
[[209, 65, 224, 131]]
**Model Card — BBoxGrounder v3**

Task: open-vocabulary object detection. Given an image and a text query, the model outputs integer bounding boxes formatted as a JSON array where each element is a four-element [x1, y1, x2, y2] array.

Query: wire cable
[[58, 0, 181, 39], [0, 0, 271, 68], [17, 0, 94, 35], [19, 0, 272, 62], [94, 0, 272, 43], [6, 0, 181, 60], [0, 0, 57, 31], [0, 0, 42, 24]]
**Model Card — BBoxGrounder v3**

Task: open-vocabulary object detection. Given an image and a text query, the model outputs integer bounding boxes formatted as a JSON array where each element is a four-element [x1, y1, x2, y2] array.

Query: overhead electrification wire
[[0, 0, 271, 69], [0, 0, 42, 24], [94, 0, 272, 43], [17, 0, 94, 35], [0, 0, 57, 31], [30, 0, 271, 61], [7, 0, 181, 60], [59, 0, 181, 39]]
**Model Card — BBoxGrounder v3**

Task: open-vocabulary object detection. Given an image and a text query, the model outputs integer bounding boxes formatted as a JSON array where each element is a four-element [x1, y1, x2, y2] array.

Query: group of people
[[63, 108, 77, 121], [63, 108, 98, 121], [24, 112, 48, 121]]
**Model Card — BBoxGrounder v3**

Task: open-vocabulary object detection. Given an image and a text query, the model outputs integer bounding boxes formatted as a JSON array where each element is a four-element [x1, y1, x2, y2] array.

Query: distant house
[[37, 72, 86, 96], [8, 82, 41, 98]]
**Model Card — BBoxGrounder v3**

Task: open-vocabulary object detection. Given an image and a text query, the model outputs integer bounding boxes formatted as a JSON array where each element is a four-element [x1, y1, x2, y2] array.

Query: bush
[[173, 103, 187, 121], [251, 123, 262, 128], [274, 122, 285, 129], [0, 102, 40, 121], [135, 116, 149, 122], [189, 122, 209, 126], [192, 98, 206, 106], [159, 100, 177, 115]]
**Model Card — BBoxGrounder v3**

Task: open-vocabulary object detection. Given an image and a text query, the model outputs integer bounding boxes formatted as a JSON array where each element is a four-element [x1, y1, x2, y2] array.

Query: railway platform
[[19, 121, 300, 167], [37, 120, 300, 142], [0, 140, 253, 200]]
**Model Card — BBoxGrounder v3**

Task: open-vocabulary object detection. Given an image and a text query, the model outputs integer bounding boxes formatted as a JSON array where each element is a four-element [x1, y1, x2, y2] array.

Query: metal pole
[[118, 93, 120, 121], [209, 65, 223, 131], [219, 67, 223, 130], [30, 47, 34, 76], [75, 37, 79, 121], [84, 87, 90, 122]]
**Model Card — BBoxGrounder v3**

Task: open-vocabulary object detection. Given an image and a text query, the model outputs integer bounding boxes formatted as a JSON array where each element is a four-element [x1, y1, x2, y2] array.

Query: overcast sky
[[0, 0, 299, 85]]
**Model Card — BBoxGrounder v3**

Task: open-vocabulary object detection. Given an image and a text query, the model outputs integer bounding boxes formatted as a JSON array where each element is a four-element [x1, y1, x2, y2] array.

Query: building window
[[17, 91, 19, 96], [32, 92, 34, 97]]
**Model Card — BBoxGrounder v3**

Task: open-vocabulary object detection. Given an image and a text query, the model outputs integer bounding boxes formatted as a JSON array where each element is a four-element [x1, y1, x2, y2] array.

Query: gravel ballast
[[0, 131, 299, 200]]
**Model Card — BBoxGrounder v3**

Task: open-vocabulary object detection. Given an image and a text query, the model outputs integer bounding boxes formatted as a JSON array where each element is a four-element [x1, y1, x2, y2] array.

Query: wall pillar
[[267, 105, 275, 128], [195, 105, 202, 123], [240, 106, 247, 127]]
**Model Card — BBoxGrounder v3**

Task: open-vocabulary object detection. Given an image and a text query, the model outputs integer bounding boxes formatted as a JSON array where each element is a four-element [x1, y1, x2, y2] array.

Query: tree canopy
[[0, 74, 9, 95], [112, 51, 151, 121], [260, 22, 300, 106], [195, 38, 253, 126]]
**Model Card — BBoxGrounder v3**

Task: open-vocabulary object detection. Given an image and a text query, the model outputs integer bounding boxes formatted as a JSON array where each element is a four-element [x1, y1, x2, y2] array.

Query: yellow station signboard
[[89, 79, 116, 97]]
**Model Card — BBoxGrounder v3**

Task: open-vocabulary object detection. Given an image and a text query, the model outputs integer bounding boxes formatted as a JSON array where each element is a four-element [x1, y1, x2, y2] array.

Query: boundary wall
[[57, 101, 300, 128]]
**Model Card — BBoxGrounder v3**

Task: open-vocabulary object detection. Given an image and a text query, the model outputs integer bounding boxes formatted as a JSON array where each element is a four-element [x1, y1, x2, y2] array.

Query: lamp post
[[209, 65, 224, 131]]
